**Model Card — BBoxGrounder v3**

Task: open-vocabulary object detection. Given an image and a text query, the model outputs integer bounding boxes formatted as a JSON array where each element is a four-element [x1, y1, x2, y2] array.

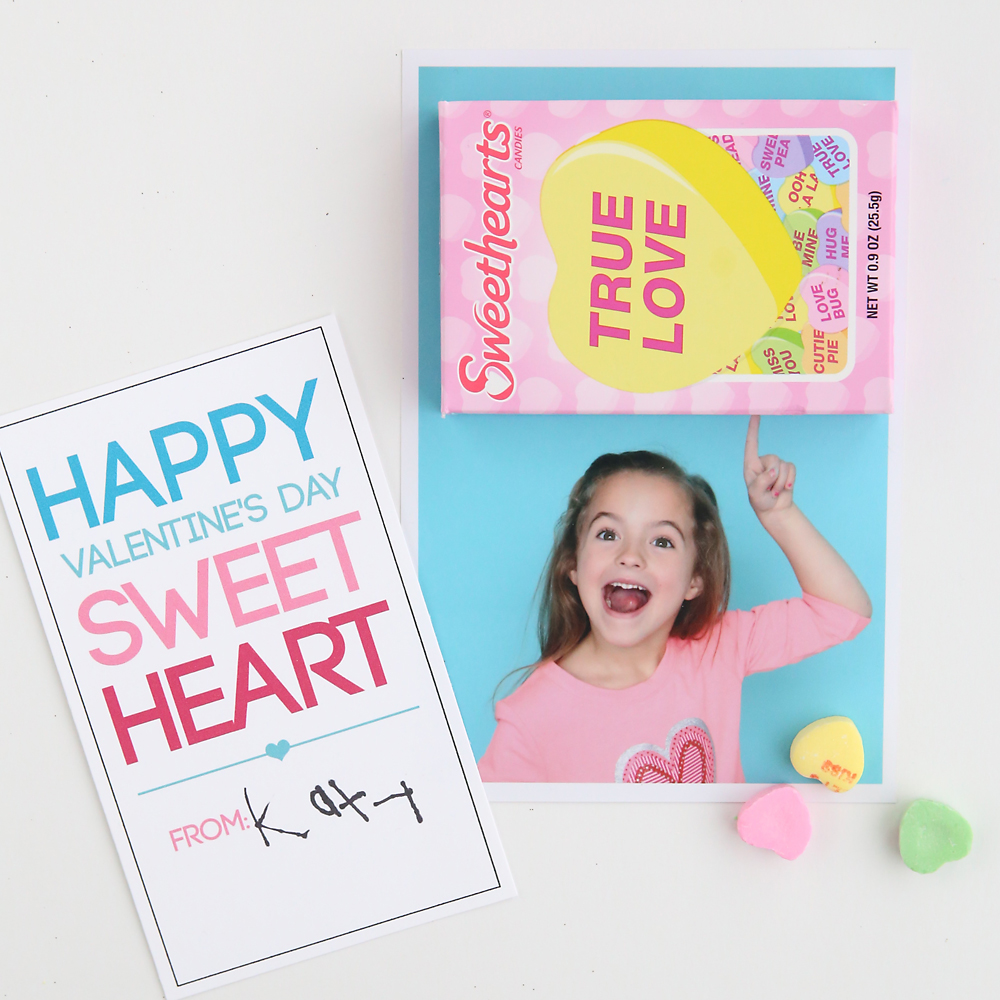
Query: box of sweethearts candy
[[438, 99, 897, 415]]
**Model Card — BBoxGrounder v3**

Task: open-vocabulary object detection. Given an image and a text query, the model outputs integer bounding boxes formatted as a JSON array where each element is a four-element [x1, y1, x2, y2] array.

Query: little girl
[[478, 416, 872, 784]]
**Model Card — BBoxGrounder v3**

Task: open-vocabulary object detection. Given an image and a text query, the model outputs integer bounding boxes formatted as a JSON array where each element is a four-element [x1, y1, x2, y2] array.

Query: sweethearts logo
[[457, 115, 518, 402]]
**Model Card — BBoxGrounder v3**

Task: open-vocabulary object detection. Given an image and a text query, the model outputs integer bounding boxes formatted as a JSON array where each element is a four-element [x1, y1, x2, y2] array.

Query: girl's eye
[[652, 536, 674, 549], [596, 528, 617, 541]]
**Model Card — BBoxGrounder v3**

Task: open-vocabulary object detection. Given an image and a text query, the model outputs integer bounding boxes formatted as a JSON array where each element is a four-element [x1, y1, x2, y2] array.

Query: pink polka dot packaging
[[438, 100, 896, 415]]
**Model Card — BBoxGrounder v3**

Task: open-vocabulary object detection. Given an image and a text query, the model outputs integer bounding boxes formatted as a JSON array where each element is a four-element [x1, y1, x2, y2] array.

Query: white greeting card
[[0, 317, 513, 996]]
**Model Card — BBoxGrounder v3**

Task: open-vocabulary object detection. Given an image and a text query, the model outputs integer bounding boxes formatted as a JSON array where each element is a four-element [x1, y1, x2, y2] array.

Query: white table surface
[[1, 3, 996, 997]]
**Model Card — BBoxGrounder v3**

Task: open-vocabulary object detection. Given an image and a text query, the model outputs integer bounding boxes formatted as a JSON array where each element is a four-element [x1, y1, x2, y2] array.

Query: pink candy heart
[[798, 268, 849, 334], [737, 785, 812, 860]]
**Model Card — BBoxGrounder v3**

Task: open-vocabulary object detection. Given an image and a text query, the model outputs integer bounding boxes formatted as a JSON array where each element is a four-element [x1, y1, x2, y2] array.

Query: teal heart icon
[[265, 740, 291, 761]]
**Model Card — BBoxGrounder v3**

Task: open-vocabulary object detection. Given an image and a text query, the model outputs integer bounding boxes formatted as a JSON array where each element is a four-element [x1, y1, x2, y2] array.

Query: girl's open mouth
[[603, 582, 650, 614]]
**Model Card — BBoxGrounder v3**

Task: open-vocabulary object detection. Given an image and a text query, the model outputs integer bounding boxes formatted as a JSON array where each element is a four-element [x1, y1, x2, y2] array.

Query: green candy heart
[[899, 799, 972, 874], [750, 328, 804, 376], [782, 209, 824, 273]]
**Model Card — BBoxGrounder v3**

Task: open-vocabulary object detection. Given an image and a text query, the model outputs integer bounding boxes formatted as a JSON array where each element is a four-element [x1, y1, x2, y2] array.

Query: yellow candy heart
[[790, 716, 864, 792], [715, 352, 753, 375], [804, 324, 847, 375], [773, 290, 808, 332], [777, 167, 839, 216], [835, 182, 850, 227], [539, 120, 801, 393]]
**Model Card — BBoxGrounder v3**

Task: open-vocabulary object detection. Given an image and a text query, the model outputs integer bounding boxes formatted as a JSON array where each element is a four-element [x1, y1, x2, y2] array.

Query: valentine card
[[0, 317, 513, 996]]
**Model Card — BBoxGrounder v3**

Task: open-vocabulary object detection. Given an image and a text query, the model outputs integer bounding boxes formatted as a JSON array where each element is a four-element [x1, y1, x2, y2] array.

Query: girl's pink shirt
[[478, 594, 869, 783]]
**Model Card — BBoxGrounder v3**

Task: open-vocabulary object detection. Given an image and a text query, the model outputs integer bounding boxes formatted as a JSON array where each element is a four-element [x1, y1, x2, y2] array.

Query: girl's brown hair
[[538, 450, 730, 663]]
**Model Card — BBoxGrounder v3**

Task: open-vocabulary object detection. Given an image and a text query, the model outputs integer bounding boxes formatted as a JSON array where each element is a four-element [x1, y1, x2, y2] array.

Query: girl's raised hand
[[741, 416, 871, 617], [744, 415, 795, 517]]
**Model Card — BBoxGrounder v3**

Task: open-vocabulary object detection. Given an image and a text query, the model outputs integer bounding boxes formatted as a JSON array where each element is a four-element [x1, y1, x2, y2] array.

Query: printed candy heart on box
[[782, 209, 823, 273], [540, 120, 801, 393], [751, 134, 813, 178], [265, 740, 291, 761], [816, 209, 850, 270], [751, 327, 804, 376], [615, 718, 716, 783], [778, 166, 839, 216], [799, 266, 849, 335], [809, 134, 852, 186], [772, 290, 808, 332]]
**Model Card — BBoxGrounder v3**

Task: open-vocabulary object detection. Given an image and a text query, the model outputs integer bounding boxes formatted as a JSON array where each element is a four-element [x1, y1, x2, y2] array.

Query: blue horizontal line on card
[[136, 705, 421, 796]]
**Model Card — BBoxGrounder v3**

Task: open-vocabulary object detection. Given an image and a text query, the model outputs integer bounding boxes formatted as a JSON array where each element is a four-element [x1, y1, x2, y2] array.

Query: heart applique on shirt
[[614, 718, 716, 784]]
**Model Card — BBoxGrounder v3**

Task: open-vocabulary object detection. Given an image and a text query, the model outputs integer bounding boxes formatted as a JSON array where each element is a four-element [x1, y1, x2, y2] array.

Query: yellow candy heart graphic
[[539, 120, 802, 393], [789, 716, 864, 792]]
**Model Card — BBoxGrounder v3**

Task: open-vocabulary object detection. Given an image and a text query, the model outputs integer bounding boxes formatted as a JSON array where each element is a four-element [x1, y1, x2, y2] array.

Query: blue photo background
[[417, 64, 894, 783]]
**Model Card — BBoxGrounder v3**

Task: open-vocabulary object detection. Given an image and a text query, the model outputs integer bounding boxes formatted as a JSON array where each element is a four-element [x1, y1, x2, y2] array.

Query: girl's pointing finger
[[744, 415, 761, 471]]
